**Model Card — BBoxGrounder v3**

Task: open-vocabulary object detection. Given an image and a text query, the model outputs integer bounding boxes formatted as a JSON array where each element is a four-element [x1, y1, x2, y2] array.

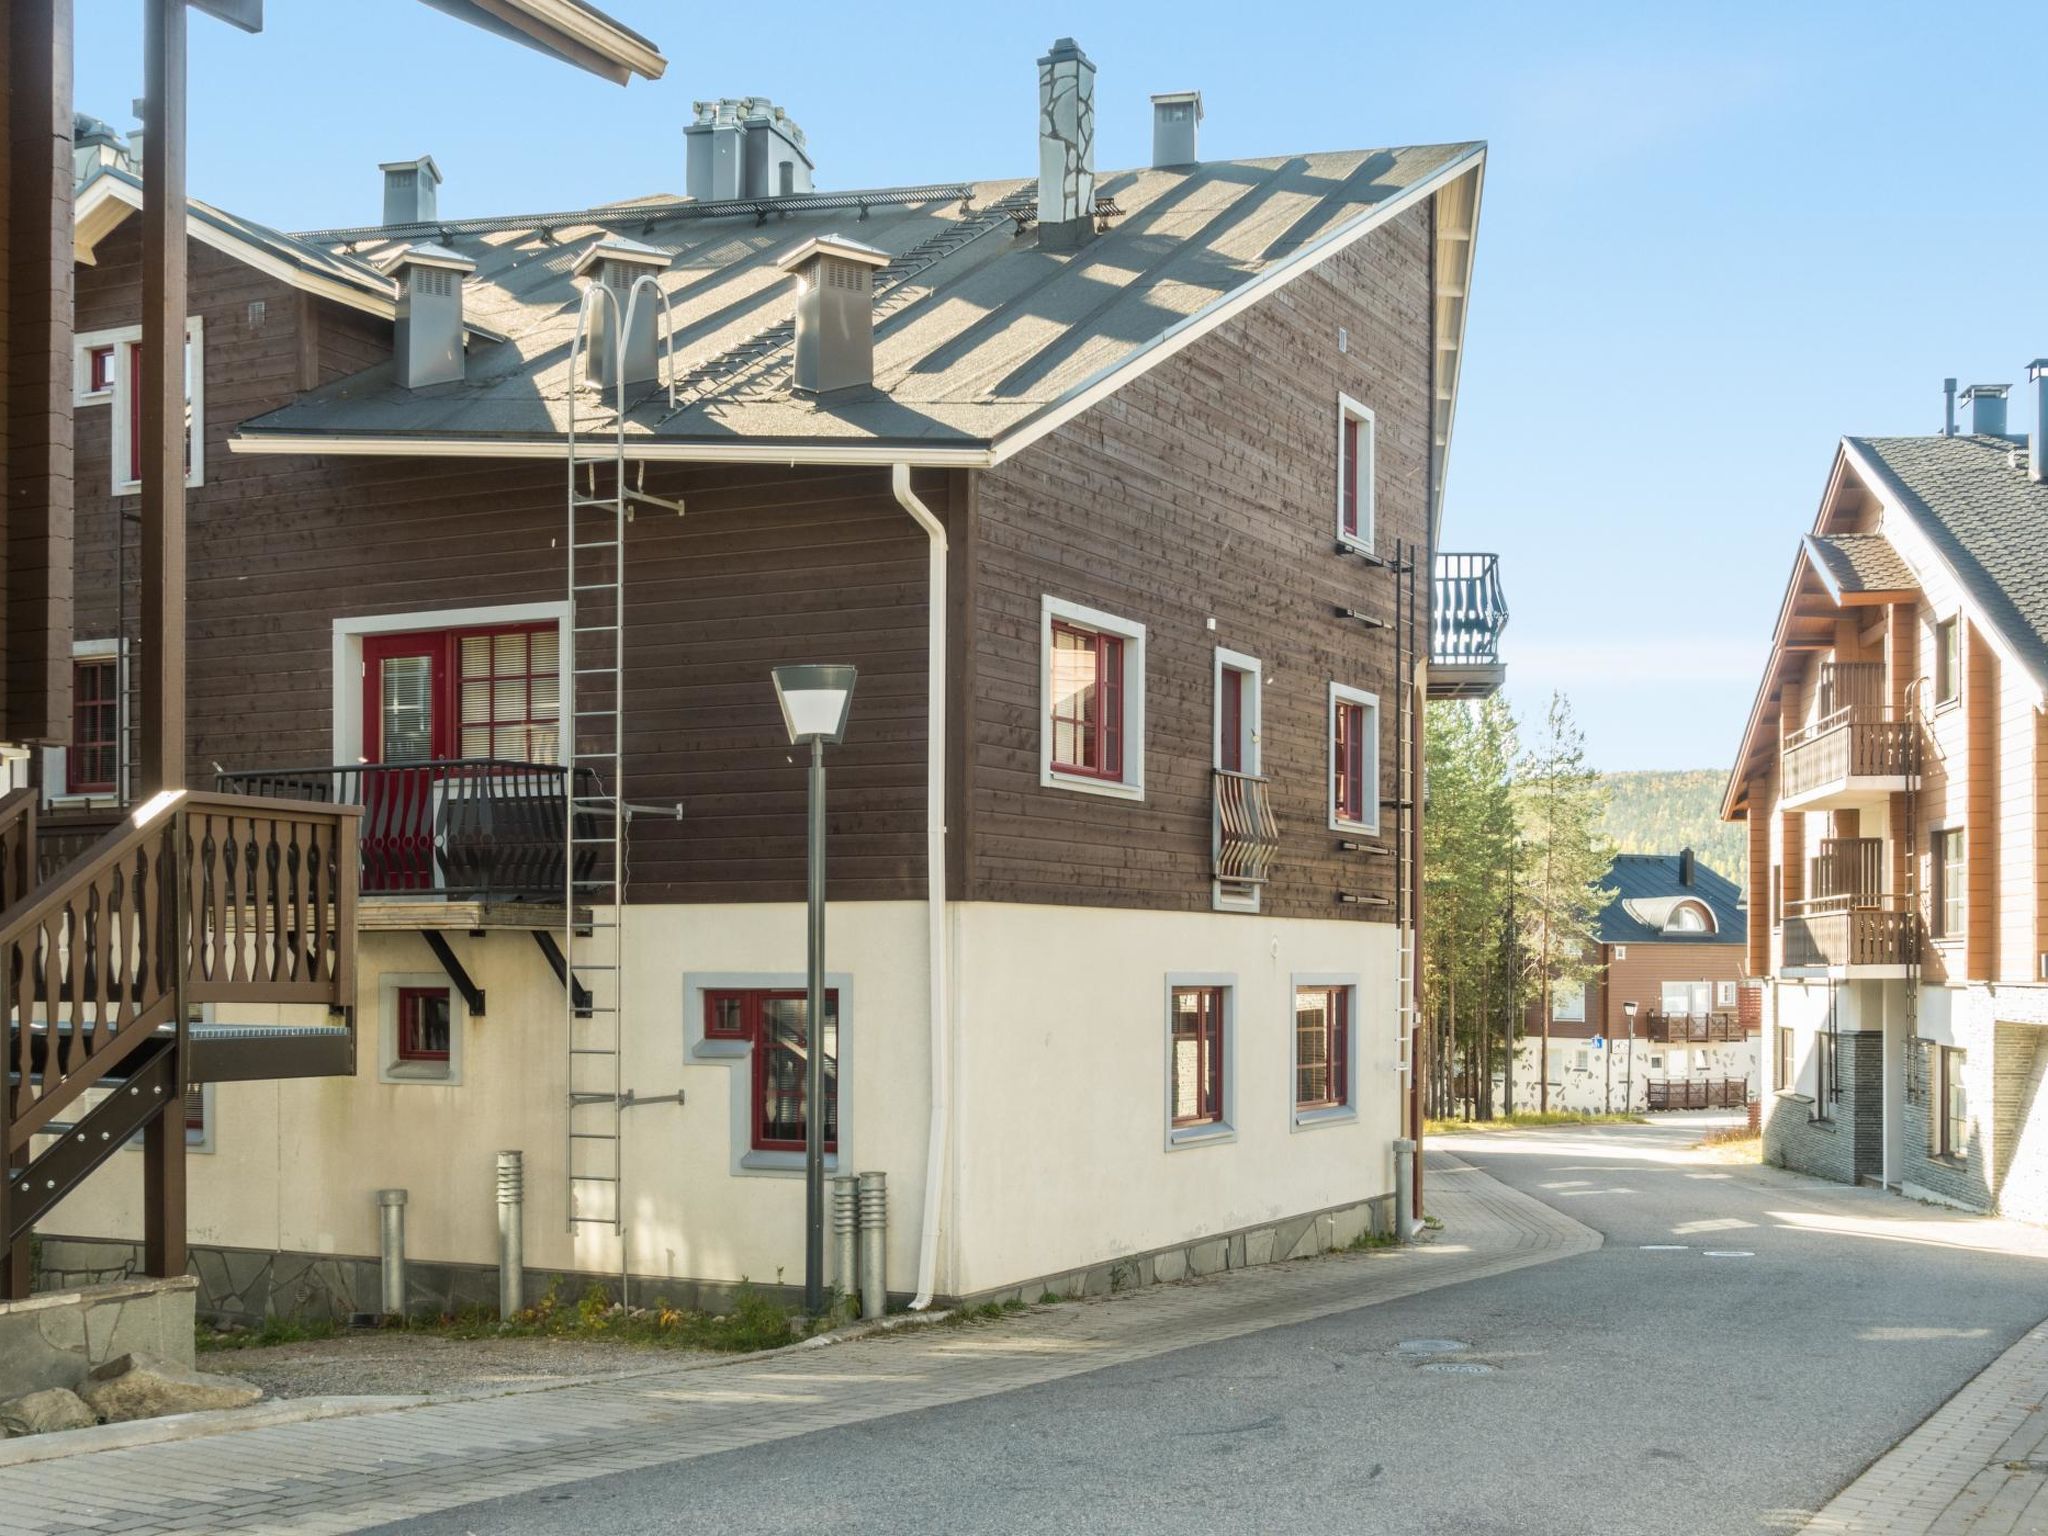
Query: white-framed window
[[1614, 944, 1628, 960], [1664, 902, 1711, 934], [1328, 682, 1381, 834], [1336, 393, 1375, 552], [83, 318, 204, 496], [42, 638, 126, 807], [378, 971, 467, 1084], [1213, 648, 1265, 915], [1662, 980, 1711, 1017], [1291, 974, 1360, 1129], [1213, 648, 1262, 777], [1716, 980, 1738, 1008], [1040, 595, 1145, 801], [1551, 978, 1586, 1023], [1165, 974, 1236, 1150]]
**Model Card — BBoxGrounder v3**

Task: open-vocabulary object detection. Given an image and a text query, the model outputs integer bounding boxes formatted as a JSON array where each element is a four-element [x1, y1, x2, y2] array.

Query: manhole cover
[[1704, 1250, 1755, 1259], [1397, 1338, 1468, 1355], [1420, 1361, 1496, 1375]]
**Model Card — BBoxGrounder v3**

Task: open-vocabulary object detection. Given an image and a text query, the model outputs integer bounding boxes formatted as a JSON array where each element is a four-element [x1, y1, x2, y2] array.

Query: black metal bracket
[[531, 931, 592, 1017], [422, 931, 486, 1019], [1335, 605, 1393, 630]]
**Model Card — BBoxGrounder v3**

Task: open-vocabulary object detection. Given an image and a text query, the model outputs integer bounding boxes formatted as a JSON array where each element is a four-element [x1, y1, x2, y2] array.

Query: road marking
[[1673, 1217, 1759, 1234], [1639, 1244, 1690, 1251], [1703, 1250, 1756, 1258]]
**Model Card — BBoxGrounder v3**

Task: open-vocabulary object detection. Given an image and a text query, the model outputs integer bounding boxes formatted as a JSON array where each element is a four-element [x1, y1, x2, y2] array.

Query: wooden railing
[[1817, 660, 1885, 720], [1643, 1011, 1748, 1044], [1810, 836, 1884, 904], [217, 760, 594, 902], [0, 789, 35, 915], [1783, 898, 1918, 969], [1213, 769, 1280, 890], [1781, 708, 1916, 801], [1646, 1078, 1749, 1111]]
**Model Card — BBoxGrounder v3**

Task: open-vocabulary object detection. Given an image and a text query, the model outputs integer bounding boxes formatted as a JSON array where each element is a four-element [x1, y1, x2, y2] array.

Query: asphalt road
[[376, 1118, 2048, 1536]]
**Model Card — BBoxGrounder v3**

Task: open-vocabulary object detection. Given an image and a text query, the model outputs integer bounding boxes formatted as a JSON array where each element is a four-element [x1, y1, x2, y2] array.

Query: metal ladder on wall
[[1392, 538, 1419, 1084], [561, 276, 680, 1240]]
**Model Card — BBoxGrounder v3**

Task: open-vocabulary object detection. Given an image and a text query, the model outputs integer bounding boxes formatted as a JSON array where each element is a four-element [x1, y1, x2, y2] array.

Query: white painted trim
[[378, 970, 467, 1086], [107, 316, 204, 496], [500, 0, 667, 80], [233, 432, 993, 469], [73, 328, 123, 405], [1163, 973, 1238, 1151], [1335, 393, 1376, 554], [1211, 648, 1263, 914], [330, 601, 572, 766], [1327, 682, 1381, 835], [1040, 595, 1146, 802], [1289, 972, 1362, 1131]]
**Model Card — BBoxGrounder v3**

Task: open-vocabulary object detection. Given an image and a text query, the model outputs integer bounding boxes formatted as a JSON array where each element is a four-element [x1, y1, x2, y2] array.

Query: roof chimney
[[1943, 377, 1958, 437], [1960, 382, 2010, 437], [1678, 848, 1696, 888], [1150, 91, 1202, 168], [381, 155, 441, 226], [2027, 361, 2048, 484], [1036, 38, 1097, 251], [777, 234, 890, 397], [686, 98, 814, 201], [572, 236, 670, 390], [379, 243, 474, 389]]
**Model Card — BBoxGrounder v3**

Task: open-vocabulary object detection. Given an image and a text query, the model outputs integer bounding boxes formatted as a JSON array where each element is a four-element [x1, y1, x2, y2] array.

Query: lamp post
[[1622, 1001, 1639, 1114], [771, 664, 857, 1316]]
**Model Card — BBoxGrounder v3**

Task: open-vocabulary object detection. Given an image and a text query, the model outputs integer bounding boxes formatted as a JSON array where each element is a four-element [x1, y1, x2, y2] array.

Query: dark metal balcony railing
[[1432, 552, 1507, 668], [216, 759, 596, 903], [1646, 1078, 1749, 1111], [1783, 896, 1918, 969], [1642, 1011, 1749, 1044], [1213, 769, 1280, 890]]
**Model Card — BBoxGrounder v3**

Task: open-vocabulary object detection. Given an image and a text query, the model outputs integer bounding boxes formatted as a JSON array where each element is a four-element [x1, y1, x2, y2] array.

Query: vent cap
[[377, 241, 475, 389], [380, 155, 442, 226], [1150, 91, 1202, 168], [777, 234, 890, 398]]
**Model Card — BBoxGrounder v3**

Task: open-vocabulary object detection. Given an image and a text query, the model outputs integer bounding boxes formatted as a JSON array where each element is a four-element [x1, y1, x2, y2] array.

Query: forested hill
[[1599, 770, 1745, 882]]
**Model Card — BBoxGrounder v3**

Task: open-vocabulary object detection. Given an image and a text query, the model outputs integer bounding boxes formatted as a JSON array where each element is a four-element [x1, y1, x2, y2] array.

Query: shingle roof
[[1804, 531, 1914, 597], [1594, 852, 1745, 947], [1845, 434, 2048, 693], [237, 143, 1480, 453]]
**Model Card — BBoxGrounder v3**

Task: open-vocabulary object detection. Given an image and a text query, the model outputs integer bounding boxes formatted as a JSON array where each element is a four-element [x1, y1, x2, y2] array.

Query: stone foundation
[[0, 1278, 196, 1397]]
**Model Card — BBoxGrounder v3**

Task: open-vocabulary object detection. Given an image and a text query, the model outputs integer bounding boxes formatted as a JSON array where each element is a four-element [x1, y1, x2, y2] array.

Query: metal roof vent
[[1960, 382, 2010, 437], [572, 236, 670, 389], [1678, 848, 1695, 887], [381, 155, 442, 226], [2028, 360, 2048, 484], [1037, 38, 1097, 252], [377, 243, 475, 389], [777, 234, 890, 398], [686, 98, 814, 201], [1150, 91, 1202, 168]]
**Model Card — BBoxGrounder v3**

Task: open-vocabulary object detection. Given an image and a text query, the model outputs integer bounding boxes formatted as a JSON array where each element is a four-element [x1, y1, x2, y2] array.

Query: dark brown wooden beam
[[140, 0, 187, 793]]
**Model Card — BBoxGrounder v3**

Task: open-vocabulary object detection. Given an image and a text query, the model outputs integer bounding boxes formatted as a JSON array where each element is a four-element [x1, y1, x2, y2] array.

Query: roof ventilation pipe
[[379, 243, 475, 389], [381, 155, 442, 226], [1943, 377, 1957, 437], [572, 236, 670, 390], [1150, 91, 1202, 168], [1679, 848, 1695, 888], [1036, 38, 1097, 251], [1960, 382, 2010, 437], [778, 234, 891, 397], [2028, 360, 2048, 484]]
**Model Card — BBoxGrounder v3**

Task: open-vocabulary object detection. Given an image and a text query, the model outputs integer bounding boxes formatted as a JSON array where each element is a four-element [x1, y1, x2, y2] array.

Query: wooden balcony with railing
[[1783, 895, 1919, 971], [1429, 552, 1508, 700], [1780, 662, 1917, 811], [1646, 1078, 1750, 1111], [1213, 769, 1280, 902], [1642, 1011, 1749, 1044]]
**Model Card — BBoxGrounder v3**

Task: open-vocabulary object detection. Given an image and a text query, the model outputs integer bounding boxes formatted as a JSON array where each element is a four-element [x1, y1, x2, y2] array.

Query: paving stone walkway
[[1804, 1320, 2048, 1535], [0, 1153, 1595, 1535]]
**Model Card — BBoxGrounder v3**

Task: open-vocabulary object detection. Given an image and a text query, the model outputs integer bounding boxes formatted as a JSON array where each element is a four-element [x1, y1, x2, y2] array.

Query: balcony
[[1780, 662, 1917, 812], [216, 760, 594, 930], [1212, 769, 1280, 904], [1782, 896, 1919, 974], [1645, 1078, 1750, 1111], [1429, 552, 1508, 700], [1642, 1011, 1750, 1044]]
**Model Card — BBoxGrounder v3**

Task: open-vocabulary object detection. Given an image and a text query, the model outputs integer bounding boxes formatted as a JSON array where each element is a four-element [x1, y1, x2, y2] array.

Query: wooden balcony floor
[[357, 898, 586, 932]]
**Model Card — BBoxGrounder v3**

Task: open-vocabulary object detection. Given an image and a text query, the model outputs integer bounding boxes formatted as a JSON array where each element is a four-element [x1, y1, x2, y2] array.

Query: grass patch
[[1346, 1228, 1399, 1251], [1424, 1111, 1645, 1137], [1697, 1124, 1759, 1147], [196, 1314, 339, 1353]]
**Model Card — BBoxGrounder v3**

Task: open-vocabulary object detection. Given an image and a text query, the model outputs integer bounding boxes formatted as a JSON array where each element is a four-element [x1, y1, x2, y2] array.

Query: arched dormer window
[[1665, 901, 1713, 935]]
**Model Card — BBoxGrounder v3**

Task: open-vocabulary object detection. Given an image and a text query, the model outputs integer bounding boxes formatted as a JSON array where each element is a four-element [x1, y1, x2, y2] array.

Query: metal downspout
[[891, 463, 950, 1310]]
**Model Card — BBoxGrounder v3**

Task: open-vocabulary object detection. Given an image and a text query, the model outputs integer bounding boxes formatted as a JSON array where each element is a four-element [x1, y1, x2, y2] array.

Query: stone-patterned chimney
[[1037, 38, 1096, 252]]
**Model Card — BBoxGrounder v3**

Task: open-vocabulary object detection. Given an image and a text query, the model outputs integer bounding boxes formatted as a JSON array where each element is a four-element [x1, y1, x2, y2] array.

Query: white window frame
[[74, 332, 120, 405], [1327, 682, 1381, 835], [95, 317, 205, 496], [1163, 973, 1237, 1151], [1212, 649, 1264, 914], [378, 971, 467, 1085], [1552, 977, 1587, 1023], [1039, 594, 1146, 802], [43, 637, 127, 809], [1336, 392, 1375, 553], [1716, 980, 1738, 1008], [1289, 973, 1361, 1131]]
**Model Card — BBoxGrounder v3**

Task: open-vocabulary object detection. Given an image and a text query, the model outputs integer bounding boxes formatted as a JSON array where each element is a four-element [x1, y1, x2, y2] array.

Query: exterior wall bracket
[[422, 931, 485, 1019]]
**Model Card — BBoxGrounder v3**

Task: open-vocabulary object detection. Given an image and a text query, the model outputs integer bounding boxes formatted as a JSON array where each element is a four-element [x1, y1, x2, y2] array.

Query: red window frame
[[119, 334, 196, 489], [1333, 697, 1369, 825], [1049, 620, 1124, 780], [1170, 986, 1226, 1126], [701, 989, 839, 1153], [362, 622, 557, 764], [87, 344, 116, 395], [1295, 986, 1350, 1110], [397, 987, 452, 1062], [1219, 668, 1245, 774], [68, 657, 119, 794], [1341, 413, 1362, 540]]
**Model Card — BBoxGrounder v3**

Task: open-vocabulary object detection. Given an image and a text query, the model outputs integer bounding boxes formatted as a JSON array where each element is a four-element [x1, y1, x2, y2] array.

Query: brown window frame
[[68, 655, 120, 795], [1169, 986, 1227, 1128], [1934, 615, 1961, 707], [1932, 827, 1965, 940], [1294, 985, 1351, 1112], [397, 987, 453, 1063]]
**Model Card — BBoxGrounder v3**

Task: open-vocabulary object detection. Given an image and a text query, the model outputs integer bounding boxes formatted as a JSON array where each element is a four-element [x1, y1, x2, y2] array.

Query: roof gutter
[[228, 432, 994, 469]]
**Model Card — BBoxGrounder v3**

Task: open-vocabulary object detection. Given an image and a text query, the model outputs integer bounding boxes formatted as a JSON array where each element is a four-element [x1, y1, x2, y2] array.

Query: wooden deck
[[356, 897, 585, 932]]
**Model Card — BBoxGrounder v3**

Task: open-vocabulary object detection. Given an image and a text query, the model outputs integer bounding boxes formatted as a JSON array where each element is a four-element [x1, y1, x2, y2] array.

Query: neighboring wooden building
[[1513, 850, 1754, 1114], [41, 42, 1506, 1311], [1724, 378, 2048, 1219]]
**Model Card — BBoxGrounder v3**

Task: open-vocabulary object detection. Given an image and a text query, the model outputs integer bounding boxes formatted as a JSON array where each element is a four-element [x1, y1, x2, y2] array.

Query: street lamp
[[1622, 1001, 1639, 1114], [771, 664, 857, 1316]]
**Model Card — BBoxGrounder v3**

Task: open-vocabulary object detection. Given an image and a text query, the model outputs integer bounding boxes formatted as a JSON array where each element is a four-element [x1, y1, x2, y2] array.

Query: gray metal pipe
[[832, 1172, 860, 1315], [856, 1170, 887, 1321], [377, 1188, 408, 1317], [1392, 1139, 1416, 1244], [497, 1150, 525, 1319]]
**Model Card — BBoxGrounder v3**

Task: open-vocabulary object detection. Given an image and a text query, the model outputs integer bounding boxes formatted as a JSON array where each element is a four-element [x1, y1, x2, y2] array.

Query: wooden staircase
[[0, 788, 361, 1299]]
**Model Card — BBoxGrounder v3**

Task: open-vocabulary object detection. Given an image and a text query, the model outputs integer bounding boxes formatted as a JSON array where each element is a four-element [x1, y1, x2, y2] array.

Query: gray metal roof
[[1594, 853, 1745, 947], [238, 143, 1480, 454], [1847, 434, 2048, 692]]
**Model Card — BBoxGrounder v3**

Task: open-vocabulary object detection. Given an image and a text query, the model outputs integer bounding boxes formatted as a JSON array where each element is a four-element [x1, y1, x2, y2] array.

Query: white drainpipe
[[890, 462, 950, 1310]]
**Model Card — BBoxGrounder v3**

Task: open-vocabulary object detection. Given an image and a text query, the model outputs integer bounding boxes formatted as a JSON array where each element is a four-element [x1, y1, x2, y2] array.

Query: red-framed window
[[1341, 414, 1363, 540], [86, 344, 116, 396], [1219, 668, 1244, 774], [1049, 621, 1123, 779], [1295, 985, 1350, 1110], [363, 623, 560, 764], [702, 989, 839, 1153], [1170, 986, 1225, 1126], [1333, 696, 1369, 825], [397, 987, 453, 1062], [68, 657, 119, 794]]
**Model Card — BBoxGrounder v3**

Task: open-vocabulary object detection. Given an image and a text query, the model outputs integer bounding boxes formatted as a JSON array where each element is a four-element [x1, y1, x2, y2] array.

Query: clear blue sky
[[76, 1, 2048, 775]]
